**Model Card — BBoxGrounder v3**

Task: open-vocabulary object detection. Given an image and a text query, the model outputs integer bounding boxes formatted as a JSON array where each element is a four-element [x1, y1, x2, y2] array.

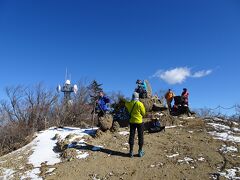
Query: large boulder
[[99, 114, 113, 131], [111, 121, 120, 132], [140, 97, 164, 112], [144, 80, 152, 98], [140, 98, 154, 112]]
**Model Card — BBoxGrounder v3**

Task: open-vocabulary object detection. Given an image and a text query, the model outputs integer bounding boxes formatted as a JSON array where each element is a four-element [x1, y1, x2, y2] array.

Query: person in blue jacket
[[96, 91, 111, 116]]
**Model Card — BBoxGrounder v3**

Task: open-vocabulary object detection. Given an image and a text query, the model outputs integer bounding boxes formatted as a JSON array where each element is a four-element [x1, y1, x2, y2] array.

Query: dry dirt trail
[[46, 118, 240, 180]]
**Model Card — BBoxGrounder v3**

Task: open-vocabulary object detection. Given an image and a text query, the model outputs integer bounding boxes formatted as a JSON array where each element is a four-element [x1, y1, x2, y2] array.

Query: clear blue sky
[[0, 0, 240, 114]]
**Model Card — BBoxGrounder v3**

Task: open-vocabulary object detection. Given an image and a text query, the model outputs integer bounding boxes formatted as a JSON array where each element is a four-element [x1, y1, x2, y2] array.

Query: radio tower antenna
[[65, 68, 68, 81]]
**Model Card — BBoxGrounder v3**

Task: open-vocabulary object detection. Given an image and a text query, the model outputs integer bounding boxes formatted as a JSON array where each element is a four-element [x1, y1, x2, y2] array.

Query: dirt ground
[[45, 118, 240, 180], [0, 117, 239, 180]]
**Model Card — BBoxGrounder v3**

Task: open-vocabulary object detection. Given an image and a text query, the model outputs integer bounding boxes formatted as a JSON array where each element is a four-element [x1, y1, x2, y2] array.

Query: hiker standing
[[165, 89, 175, 111], [96, 91, 111, 117], [125, 92, 146, 158], [181, 88, 189, 106]]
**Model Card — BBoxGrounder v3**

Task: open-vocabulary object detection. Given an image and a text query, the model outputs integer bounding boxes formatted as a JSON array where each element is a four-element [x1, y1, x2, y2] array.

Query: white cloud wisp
[[152, 67, 212, 85]]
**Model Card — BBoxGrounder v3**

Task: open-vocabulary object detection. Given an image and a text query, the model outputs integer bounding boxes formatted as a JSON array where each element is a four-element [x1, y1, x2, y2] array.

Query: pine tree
[[88, 80, 103, 102]]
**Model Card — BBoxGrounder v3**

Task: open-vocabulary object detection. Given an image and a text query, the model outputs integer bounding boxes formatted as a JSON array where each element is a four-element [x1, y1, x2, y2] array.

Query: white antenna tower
[[65, 68, 71, 81], [65, 68, 68, 81]]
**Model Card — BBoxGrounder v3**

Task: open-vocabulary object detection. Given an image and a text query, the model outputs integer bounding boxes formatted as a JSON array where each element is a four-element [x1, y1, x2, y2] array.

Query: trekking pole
[[91, 102, 96, 130]]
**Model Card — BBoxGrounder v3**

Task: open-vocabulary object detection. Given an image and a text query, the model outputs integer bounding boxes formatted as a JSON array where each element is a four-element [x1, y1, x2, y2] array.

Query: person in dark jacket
[[181, 88, 189, 106]]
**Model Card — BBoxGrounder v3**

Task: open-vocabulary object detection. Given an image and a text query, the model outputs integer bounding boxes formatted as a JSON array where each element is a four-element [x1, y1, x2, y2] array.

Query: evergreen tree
[[88, 80, 103, 102]]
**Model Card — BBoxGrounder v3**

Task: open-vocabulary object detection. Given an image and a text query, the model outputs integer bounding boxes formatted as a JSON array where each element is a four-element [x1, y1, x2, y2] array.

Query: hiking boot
[[129, 151, 133, 158], [138, 150, 144, 157]]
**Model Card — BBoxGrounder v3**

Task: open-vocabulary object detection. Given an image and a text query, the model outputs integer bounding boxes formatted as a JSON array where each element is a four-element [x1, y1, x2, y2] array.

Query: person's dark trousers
[[129, 123, 144, 152]]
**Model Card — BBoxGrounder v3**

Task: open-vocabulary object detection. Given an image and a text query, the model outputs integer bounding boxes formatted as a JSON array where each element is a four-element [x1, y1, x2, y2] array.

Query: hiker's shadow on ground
[[74, 143, 129, 158]]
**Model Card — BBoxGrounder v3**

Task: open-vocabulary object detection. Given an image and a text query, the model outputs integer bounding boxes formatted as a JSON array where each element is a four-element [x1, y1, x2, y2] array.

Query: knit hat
[[132, 92, 139, 100]]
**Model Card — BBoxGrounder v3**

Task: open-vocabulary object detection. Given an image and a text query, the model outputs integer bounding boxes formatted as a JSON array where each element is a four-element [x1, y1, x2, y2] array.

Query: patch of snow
[[46, 168, 55, 174], [188, 131, 194, 133], [21, 168, 42, 180], [178, 157, 194, 164], [213, 117, 225, 122], [233, 122, 239, 126], [233, 127, 240, 132], [219, 145, 238, 154], [92, 146, 103, 151], [209, 131, 240, 143], [165, 126, 177, 129], [208, 123, 230, 131], [76, 151, 89, 159], [0, 168, 15, 180], [219, 168, 240, 180], [198, 157, 205, 162], [179, 116, 195, 120], [119, 131, 129, 136], [28, 127, 97, 168], [166, 153, 179, 158]]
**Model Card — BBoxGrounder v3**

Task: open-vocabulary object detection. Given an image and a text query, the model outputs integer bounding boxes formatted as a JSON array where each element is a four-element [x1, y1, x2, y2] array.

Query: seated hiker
[[135, 79, 147, 98], [96, 91, 111, 117], [181, 88, 189, 106], [171, 96, 183, 116], [165, 89, 175, 111]]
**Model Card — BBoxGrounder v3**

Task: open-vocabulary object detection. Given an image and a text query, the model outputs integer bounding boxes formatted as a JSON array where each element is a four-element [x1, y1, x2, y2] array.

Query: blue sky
[[0, 0, 240, 114]]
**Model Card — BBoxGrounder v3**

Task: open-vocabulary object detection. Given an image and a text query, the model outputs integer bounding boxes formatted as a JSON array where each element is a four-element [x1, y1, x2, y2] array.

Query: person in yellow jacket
[[125, 92, 146, 158], [165, 89, 175, 112]]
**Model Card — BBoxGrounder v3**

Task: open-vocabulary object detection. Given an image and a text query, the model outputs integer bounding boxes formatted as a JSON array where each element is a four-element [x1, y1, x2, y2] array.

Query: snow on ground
[[208, 131, 240, 143], [29, 127, 97, 168], [0, 168, 15, 180], [166, 153, 179, 158], [219, 168, 240, 180], [46, 168, 55, 174], [179, 116, 195, 120], [92, 146, 103, 151], [198, 157, 205, 162], [177, 157, 194, 164], [233, 127, 240, 132], [165, 125, 183, 129], [220, 145, 238, 154], [76, 151, 89, 159], [118, 131, 129, 136], [207, 120, 240, 143], [207, 119, 240, 179], [21, 168, 42, 180], [207, 123, 231, 131], [12, 127, 98, 179]]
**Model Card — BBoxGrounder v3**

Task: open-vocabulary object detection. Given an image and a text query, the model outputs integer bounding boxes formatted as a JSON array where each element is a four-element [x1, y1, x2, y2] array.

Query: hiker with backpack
[[135, 79, 147, 98], [125, 92, 146, 158], [181, 88, 194, 116], [165, 89, 175, 112]]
